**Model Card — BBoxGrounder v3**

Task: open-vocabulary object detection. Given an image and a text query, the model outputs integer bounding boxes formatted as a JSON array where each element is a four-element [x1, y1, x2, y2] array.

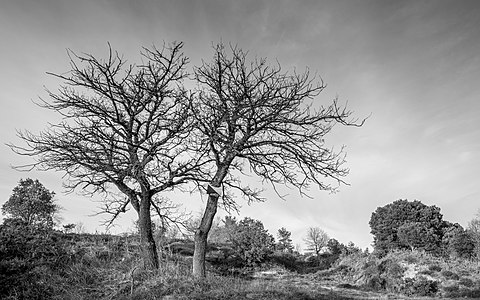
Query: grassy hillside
[[325, 249, 480, 298], [3, 225, 480, 299]]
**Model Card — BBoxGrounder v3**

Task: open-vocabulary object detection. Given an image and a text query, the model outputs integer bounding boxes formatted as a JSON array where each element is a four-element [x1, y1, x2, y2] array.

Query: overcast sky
[[1, 0, 479, 250]]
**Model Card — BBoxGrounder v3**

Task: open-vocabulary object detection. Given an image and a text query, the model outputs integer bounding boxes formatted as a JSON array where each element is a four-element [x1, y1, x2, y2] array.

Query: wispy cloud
[[1, 0, 479, 249]]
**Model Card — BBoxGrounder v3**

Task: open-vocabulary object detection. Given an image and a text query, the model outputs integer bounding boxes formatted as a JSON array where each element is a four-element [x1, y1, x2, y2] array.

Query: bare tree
[[190, 44, 364, 277], [468, 210, 480, 259], [304, 227, 330, 256], [9, 42, 205, 269]]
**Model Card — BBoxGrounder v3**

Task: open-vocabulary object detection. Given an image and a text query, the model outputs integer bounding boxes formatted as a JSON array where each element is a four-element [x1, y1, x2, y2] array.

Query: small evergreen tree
[[277, 227, 294, 253], [397, 222, 441, 252], [442, 223, 475, 259], [2, 178, 58, 229], [227, 217, 275, 265], [369, 199, 444, 255], [343, 241, 362, 256], [327, 238, 344, 256]]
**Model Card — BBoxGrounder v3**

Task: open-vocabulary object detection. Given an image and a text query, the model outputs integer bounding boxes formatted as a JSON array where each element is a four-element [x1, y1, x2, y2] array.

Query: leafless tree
[[190, 44, 364, 277], [304, 227, 330, 256], [468, 210, 480, 259], [9, 42, 206, 269]]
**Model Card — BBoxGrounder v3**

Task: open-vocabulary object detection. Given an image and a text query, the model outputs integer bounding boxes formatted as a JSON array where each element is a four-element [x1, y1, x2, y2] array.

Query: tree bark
[[193, 193, 219, 278], [138, 194, 159, 269]]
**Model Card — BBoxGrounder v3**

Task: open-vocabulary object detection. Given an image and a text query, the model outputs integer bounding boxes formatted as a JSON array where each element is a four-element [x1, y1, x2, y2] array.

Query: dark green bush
[[419, 269, 434, 276], [403, 254, 418, 264], [459, 277, 474, 287], [385, 261, 404, 278], [360, 258, 404, 292], [270, 252, 298, 271], [0, 220, 70, 299], [428, 264, 442, 272], [466, 288, 480, 298], [228, 218, 275, 266], [441, 270, 460, 280], [458, 269, 472, 277], [402, 277, 438, 297], [443, 285, 480, 298], [365, 275, 387, 290], [442, 282, 459, 295]]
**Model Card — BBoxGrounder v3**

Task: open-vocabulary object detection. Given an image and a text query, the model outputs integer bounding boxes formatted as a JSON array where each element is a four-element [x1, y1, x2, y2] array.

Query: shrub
[[402, 276, 438, 297], [0, 221, 70, 299], [418, 269, 434, 276], [403, 253, 418, 264], [369, 200, 444, 254], [458, 269, 472, 277], [385, 260, 404, 278], [441, 270, 460, 280], [336, 253, 406, 293], [446, 229, 475, 259], [227, 218, 275, 266], [365, 275, 386, 290], [442, 282, 460, 295], [459, 277, 474, 287], [429, 264, 442, 272], [270, 252, 299, 272]]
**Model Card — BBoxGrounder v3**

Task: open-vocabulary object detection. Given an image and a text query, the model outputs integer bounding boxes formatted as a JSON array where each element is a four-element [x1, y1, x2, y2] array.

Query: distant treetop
[[2, 178, 58, 229]]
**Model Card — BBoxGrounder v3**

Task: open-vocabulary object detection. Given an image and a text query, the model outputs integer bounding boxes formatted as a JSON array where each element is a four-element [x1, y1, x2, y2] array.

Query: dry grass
[[333, 249, 480, 298], [5, 231, 480, 299]]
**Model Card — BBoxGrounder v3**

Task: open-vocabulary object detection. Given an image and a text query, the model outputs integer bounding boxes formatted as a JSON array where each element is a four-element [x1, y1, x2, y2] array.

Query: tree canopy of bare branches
[[9, 42, 204, 269], [190, 44, 364, 277], [304, 227, 330, 256], [10, 41, 364, 275]]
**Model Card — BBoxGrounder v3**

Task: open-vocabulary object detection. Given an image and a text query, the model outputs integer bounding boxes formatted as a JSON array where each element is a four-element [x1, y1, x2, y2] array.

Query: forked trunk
[[138, 195, 159, 269], [192, 194, 219, 278]]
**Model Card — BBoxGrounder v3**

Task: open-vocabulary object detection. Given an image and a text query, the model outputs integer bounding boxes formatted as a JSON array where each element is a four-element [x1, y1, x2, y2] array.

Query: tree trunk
[[193, 193, 219, 278], [192, 164, 230, 278], [138, 194, 159, 269]]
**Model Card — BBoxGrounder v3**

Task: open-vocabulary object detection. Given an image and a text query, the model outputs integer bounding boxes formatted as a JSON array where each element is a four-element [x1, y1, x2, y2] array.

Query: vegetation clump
[[5, 180, 480, 299], [332, 248, 480, 298]]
